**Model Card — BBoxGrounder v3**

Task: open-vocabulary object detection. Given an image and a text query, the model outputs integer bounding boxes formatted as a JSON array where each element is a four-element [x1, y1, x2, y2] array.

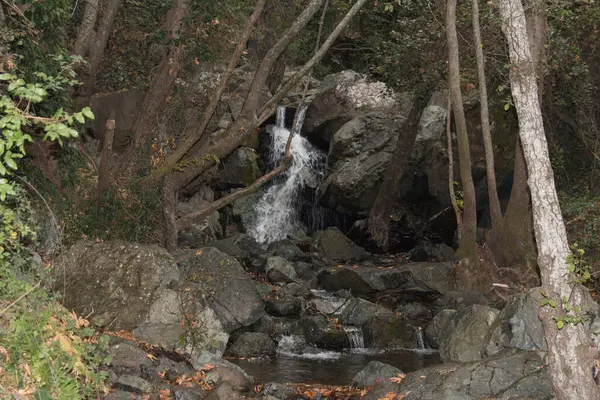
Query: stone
[[184, 306, 230, 360], [177, 188, 222, 247], [310, 227, 367, 262], [407, 241, 457, 262], [266, 256, 298, 284], [264, 296, 302, 317], [397, 302, 432, 321], [363, 313, 414, 349], [54, 241, 180, 330], [232, 191, 264, 231], [301, 314, 348, 350], [439, 305, 500, 363], [395, 349, 552, 400], [260, 382, 298, 400], [484, 287, 547, 356], [171, 386, 207, 400], [204, 364, 250, 391], [433, 291, 490, 314], [102, 391, 136, 400], [206, 382, 244, 400], [424, 309, 458, 349], [339, 297, 394, 327], [226, 332, 277, 358], [114, 375, 154, 394], [133, 287, 186, 348], [352, 361, 404, 388], [208, 233, 267, 273], [279, 282, 311, 298], [108, 341, 154, 376], [267, 239, 309, 261], [178, 247, 264, 332], [292, 262, 322, 288], [318, 262, 454, 298], [221, 147, 262, 187]]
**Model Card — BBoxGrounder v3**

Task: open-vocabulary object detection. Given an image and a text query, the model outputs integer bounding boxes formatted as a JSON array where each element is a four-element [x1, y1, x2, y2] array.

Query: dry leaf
[[390, 372, 406, 384], [146, 353, 157, 361], [201, 362, 216, 371], [159, 389, 171, 400], [196, 249, 204, 255]]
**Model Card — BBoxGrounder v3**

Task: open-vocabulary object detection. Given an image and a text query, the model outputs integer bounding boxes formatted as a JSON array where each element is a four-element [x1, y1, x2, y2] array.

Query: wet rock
[[318, 262, 453, 298], [301, 314, 349, 350], [260, 382, 299, 400], [397, 302, 432, 321], [248, 314, 276, 336], [206, 382, 244, 400], [221, 147, 262, 187], [439, 305, 500, 362], [266, 256, 298, 284], [339, 297, 393, 327], [396, 349, 552, 400], [310, 227, 367, 263], [114, 375, 154, 393], [209, 234, 266, 273], [204, 364, 250, 391], [433, 291, 489, 314], [267, 239, 309, 261], [279, 282, 311, 298], [484, 288, 547, 356], [292, 262, 322, 288], [424, 309, 458, 349], [407, 241, 457, 263], [54, 241, 180, 330], [226, 332, 277, 358], [171, 386, 207, 400], [141, 357, 194, 384], [231, 191, 264, 232], [352, 361, 404, 388], [178, 247, 264, 332], [265, 296, 302, 317], [363, 313, 413, 349]]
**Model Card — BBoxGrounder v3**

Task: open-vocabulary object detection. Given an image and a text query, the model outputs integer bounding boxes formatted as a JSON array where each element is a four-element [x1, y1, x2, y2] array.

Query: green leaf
[[504, 103, 510, 111], [82, 107, 95, 120], [74, 113, 85, 124], [0, 73, 14, 81], [556, 320, 565, 330]]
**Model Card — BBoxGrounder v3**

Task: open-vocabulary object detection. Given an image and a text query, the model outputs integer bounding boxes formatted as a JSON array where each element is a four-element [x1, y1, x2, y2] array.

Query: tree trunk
[[241, 0, 326, 116], [73, 0, 100, 58], [446, 0, 478, 267], [498, 0, 600, 398], [83, 0, 122, 96], [97, 118, 115, 201], [117, 0, 188, 172], [154, 0, 369, 190], [525, 0, 547, 100], [447, 95, 463, 238], [472, 0, 502, 229], [367, 96, 428, 250], [162, 175, 178, 251]]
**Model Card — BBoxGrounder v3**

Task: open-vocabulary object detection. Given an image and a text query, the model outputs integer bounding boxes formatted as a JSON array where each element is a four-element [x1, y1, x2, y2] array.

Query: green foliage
[[567, 243, 592, 284]]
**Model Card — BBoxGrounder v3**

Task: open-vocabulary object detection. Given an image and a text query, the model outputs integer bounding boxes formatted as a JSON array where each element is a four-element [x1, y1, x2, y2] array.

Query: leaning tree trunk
[[368, 95, 428, 250], [73, 0, 99, 58], [446, 0, 479, 269], [498, 0, 600, 398], [472, 0, 502, 229]]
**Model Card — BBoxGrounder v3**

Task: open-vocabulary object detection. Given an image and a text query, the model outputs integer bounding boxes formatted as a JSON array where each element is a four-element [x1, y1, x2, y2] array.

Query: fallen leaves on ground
[[389, 372, 406, 384]]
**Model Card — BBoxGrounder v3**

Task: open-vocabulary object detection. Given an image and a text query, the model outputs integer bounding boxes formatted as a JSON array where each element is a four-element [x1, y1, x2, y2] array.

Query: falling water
[[343, 326, 365, 349], [250, 106, 327, 244], [413, 326, 427, 350]]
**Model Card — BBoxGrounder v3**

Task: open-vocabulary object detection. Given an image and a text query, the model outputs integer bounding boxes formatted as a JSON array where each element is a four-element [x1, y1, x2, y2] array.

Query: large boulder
[[177, 186, 222, 247], [310, 227, 367, 262], [220, 147, 262, 187], [225, 332, 276, 358], [439, 305, 500, 363], [54, 241, 180, 330], [424, 309, 458, 349], [484, 288, 547, 356], [407, 241, 457, 263], [301, 314, 348, 350], [318, 262, 454, 298], [391, 349, 553, 400], [352, 361, 404, 388], [266, 256, 298, 284], [363, 313, 414, 349], [178, 247, 265, 332], [208, 234, 267, 273]]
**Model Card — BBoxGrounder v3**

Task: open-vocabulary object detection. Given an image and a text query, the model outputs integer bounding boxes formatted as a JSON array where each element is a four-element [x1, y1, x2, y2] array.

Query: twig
[[0, 280, 42, 315]]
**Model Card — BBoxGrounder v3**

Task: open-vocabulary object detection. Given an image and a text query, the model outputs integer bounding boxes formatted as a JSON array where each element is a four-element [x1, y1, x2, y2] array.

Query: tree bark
[[73, 0, 100, 58], [472, 0, 502, 229], [157, 0, 267, 175], [83, 0, 122, 96], [241, 0, 326, 116], [367, 96, 428, 250], [447, 95, 463, 238], [446, 0, 479, 267], [525, 0, 547, 101], [117, 0, 188, 172], [498, 0, 600, 398], [97, 118, 115, 201], [154, 0, 369, 190]]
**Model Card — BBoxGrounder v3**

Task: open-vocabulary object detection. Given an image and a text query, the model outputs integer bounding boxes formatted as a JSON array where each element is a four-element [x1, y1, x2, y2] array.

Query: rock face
[[266, 256, 298, 284], [178, 247, 265, 332], [484, 288, 547, 356], [318, 262, 454, 298], [54, 241, 180, 330], [318, 116, 404, 215], [352, 361, 404, 388], [407, 241, 457, 262], [310, 227, 367, 262], [394, 349, 553, 400], [220, 147, 262, 187], [439, 305, 500, 363], [177, 186, 222, 247], [424, 309, 458, 349], [225, 332, 276, 358]]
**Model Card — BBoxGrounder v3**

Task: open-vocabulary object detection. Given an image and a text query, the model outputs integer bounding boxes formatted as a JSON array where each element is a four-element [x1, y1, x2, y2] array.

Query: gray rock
[[102, 390, 136, 400], [134, 287, 186, 349], [292, 262, 322, 288], [260, 382, 299, 400], [114, 375, 154, 393], [54, 241, 180, 330], [178, 247, 264, 332], [208, 233, 266, 273], [318, 262, 454, 298], [397, 302, 432, 321], [206, 382, 244, 400], [484, 287, 547, 356], [266, 256, 298, 284], [232, 191, 264, 231], [434, 291, 490, 314], [184, 306, 230, 360], [352, 361, 404, 388], [340, 297, 394, 327], [301, 314, 348, 350], [204, 364, 250, 391], [440, 305, 500, 362], [310, 228, 366, 262], [265, 296, 302, 317], [396, 349, 553, 400], [363, 313, 414, 349], [108, 341, 154, 376], [424, 309, 458, 349], [221, 147, 262, 187], [177, 187, 222, 247], [407, 241, 457, 262], [226, 332, 277, 358], [171, 386, 207, 400], [267, 239, 309, 261], [279, 282, 311, 298]]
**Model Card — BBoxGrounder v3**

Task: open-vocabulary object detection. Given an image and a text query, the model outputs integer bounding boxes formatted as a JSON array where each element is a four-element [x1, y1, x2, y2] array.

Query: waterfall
[[249, 106, 327, 244], [343, 326, 365, 349], [413, 326, 427, 350]]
